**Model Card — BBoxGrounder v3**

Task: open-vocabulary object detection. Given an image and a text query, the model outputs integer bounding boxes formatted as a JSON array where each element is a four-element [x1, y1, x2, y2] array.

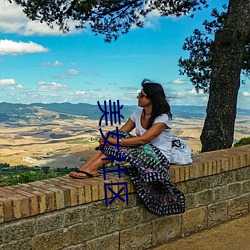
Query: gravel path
[[151, 213, 250, 250]]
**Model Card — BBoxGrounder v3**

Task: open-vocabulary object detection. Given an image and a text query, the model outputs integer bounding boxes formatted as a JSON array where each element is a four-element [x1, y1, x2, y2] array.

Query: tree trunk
[[200, 0, 250, 152]]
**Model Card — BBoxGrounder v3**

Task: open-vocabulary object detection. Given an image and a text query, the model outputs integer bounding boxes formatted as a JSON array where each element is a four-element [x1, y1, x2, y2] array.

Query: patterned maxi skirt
[[99, 131, 185, 216]]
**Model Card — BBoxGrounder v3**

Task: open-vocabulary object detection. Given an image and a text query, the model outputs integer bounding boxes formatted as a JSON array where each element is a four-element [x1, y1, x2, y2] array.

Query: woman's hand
[[98, 136, 117, 147], [98, 137, 106, 147]]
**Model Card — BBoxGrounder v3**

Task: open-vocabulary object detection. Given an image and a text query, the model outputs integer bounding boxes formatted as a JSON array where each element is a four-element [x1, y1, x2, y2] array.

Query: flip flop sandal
[[69, 169, 100, 179]]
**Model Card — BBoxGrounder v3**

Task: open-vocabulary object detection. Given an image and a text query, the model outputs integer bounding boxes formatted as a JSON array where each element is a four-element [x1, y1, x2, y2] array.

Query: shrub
[[234, 137, 250, 147], [0, 165, 77, 187]]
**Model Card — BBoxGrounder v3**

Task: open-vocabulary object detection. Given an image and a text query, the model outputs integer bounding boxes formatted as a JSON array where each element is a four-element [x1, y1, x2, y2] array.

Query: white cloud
[[68, 69, 80, 76], [172, 79, 185, 85], [0, 78, 25, 91], [43, 60, 63, 66], [75, 91, 86, 95], [0, 39, 48, 55], [188, 89, 206, 95], [0, 78, 16, 85], [38, 81, 68, 91], [0, 0, 83, 36], [243, 91, 250, 97], [17, 84, 24, 89]]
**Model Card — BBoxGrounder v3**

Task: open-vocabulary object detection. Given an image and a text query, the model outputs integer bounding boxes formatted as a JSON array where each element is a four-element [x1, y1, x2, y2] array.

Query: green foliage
[[179, 5, 250, 92], [0, 164, 77, 187], [234, 137, 250, 147], [8, 0, 208, 42]]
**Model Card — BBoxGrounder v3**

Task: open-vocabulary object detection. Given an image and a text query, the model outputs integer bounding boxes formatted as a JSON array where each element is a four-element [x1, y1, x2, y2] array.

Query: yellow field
[[0, 116, 249, 167]]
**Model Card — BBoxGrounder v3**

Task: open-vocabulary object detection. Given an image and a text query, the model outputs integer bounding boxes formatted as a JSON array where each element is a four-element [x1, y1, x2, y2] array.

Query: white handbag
[[170, 136, 193, 165]]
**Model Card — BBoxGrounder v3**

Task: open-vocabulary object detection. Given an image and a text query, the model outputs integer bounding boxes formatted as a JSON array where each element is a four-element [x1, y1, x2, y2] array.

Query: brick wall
[[0, 145, 249, 250]]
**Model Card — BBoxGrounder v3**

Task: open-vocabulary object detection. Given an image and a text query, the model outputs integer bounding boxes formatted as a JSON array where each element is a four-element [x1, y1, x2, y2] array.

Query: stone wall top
[[0, 145, 249, 224]]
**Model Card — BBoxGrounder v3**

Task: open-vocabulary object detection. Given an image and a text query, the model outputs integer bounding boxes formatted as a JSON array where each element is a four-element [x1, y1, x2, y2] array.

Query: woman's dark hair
[[141, 79, 172, 129]]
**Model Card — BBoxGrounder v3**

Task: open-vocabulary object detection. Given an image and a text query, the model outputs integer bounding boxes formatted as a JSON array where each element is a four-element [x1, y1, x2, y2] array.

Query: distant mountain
[[0, 102, 249, 124]]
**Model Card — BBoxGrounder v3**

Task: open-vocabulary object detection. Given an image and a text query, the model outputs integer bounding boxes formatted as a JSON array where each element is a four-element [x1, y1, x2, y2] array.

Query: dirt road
[[151, 213, 250, 250]]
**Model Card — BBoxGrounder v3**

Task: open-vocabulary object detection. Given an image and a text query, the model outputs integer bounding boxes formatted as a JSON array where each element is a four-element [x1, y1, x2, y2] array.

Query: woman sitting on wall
[[69, 79, 185, 215]]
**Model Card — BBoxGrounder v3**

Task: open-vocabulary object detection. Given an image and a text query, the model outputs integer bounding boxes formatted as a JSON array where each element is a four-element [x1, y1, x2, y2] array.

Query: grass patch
[[0, 163, 77, 187]]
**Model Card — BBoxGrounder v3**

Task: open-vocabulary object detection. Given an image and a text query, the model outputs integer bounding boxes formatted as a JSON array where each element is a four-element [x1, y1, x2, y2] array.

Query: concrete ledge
[[0, 145, 249, 249]]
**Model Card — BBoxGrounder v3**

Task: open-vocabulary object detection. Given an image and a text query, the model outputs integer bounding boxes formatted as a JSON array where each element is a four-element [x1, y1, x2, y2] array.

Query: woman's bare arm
[[119, 118, 135, 133], [107, 122, 168, 147]]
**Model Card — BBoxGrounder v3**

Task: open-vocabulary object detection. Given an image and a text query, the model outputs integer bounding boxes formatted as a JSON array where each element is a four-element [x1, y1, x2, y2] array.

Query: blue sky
[[0, 0, 249, 109]]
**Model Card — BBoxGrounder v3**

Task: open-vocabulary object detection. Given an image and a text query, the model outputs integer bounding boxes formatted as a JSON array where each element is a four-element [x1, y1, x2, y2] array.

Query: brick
[[152, 214, 181, 245], [184, 165, 190, 180], [213, 185, 228, 201], [120, 222, 152, 250], [245, 166, 250, 179], [247, 153, 250, 165], [20, 196, 30, 218], [116, 207, 144, 230], [0, 187, 16, 198], [182, 206, 208, 235], [231, 155, 238, 170], [86, 232, 119, 250], [169, 167, 176, 182], [98, 182, 105, 200], [0, 200, 4, 223], [228, 183, 241, 198], [239, 154, 247, 168], [194, 164, 201, 178], [36, 213, 64, 234], [32, 191, 47, 214], [2, 219, 36, 243], [235, 168, 246, 181], [60, 185, 78, 206], [48, 187, 65, 210], [195, 189, 214, 207], [44, 190, 56, 211], [53, 186, 70, 208], [208, 161, 213, 175], [235, 155, 242, 169], [228, 195, 249, 219], [179, 166, 185, 182], [91, 183, 99, 202], [30, 195, 38, 216], [208, 201, 228, 227], [212, 160, 217, 175], [64, 207, 85, 227], [173, 166, 180, 183], [68, 222, 96, 244], [32, 229, 70, 250], [198, 163, 204, 177], [8, 189, 38, 216], [94, 213, 118, 237], [175, 182, 187, 194], [228, 156, 234, 170], [185, 193, 196, 210], [221, 159, 229, 172], [12, 197, 22, 220], [1, 198, 12, 222], [83, 184, 92, 203], [56, 178, 86, 205], [241, 179, 250, 193], [185, 178, 209, 193], [18, 185, 49, 213], [88, 178, 107, 200]]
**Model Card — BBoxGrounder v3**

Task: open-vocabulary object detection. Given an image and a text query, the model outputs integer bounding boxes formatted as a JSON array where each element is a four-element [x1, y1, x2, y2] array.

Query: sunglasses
[[138, 92, 146, 98]]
